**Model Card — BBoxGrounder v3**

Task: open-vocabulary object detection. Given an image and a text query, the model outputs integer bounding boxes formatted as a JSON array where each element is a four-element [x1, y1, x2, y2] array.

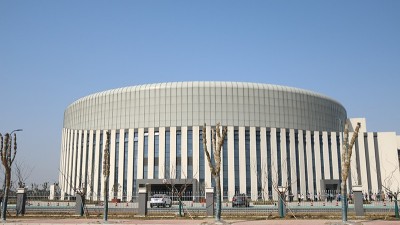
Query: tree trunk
[[1, 168, 11, 221], [103, 176, 109, 221], [215, 175, 221, 221], [341, 176, 347, 222]]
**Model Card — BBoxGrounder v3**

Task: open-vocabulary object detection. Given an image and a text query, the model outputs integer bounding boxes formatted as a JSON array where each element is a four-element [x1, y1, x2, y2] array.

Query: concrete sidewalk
[[0, 218, 399, 225]]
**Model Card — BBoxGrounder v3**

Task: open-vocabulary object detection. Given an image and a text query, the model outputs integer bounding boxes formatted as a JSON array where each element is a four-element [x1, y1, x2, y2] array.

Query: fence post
[[205, 187, 214, 217], [353, 185, 364, 216], [75, 193, 85, 216], [16, 188, 27, 216], [138, 184, 148, 216], [278, 187, 286, 218]]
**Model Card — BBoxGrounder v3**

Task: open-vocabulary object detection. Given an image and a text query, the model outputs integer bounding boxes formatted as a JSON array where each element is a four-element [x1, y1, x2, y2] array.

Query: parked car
[[150, 194, 172, 208], [232, 193, 250, 207]]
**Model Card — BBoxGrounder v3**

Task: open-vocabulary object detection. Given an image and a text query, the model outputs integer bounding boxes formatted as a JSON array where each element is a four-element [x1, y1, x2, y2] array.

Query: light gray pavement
[[0, 218, 399, 225]]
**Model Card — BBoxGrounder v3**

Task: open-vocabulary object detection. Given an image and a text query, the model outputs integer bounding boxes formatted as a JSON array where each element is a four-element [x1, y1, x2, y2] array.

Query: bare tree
[[382, 166, 400, 219], [0, 132, 19, 221], [202, 123, 227, 222], [340, 121, 361, 223], [162, 166, 198, 217], [13, 161, 32, 189]]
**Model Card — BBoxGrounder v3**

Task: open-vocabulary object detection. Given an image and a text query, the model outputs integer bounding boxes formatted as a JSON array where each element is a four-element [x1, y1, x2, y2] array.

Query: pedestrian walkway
[[0, 218, 399, 225]]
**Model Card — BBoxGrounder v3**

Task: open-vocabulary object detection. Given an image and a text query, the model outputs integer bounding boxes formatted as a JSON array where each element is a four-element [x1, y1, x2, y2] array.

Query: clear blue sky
[[1, 0, 399, 185]]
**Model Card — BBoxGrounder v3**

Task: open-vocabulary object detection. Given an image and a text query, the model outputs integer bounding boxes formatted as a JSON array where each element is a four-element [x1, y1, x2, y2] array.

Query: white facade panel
[[227, 126, 235, 199], [159, 127, 166, 179], [148, 128, 155, 179], [330, 132, 339, 180], [181, 127, 188, 179], [367, 133, 378, 192], [322, 131, 330, 180]]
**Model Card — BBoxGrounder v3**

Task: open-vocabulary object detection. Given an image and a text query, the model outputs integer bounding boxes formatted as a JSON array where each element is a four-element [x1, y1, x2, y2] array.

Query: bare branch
[[202, 125, 215, 176]]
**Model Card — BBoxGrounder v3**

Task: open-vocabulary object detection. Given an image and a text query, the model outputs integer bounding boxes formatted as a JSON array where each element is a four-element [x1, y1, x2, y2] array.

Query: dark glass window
[[286, 131, 291, 193], [336, 135, 341, 182], [319, 134, 324, 179], [114, 132, 120, 198], [79, 133, 84, 187], [187, 129, 193, 179], [123, 131, 128, 200], [70, 133, 75, 192], [223, 134, 228, 199], [133, 132, 138, 195], [277, 130, 281, 186], [90, 133, 96, 198], [245, 129, 251, 195], [97, 133, 103, 199], [256, 130, 261, 198], [266, 130, 272, 199], [85, 133, 89, 189], [199, 129, 205, 191], [311, 133, 316, 195], [176, 130, 181, 179], [328, 134, 333, 179], [165, 131, 170, 179], [154, 133, 159, 179], [303, 132, 309, 193], [234, 129, 239, 193], [143, 133, 148, 179], [295, 131, 300, 194]]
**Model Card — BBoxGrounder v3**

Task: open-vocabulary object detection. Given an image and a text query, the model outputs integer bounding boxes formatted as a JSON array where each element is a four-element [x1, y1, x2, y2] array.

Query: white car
[[150, 194, 172, 208]]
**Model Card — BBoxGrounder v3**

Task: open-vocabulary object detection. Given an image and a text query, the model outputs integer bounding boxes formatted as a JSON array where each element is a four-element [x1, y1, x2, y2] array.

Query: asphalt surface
[[0, 218, 399, 225]]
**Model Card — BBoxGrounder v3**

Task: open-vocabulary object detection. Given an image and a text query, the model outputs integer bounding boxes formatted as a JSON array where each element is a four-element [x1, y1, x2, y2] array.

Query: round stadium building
[[59, 81, 400, 201]]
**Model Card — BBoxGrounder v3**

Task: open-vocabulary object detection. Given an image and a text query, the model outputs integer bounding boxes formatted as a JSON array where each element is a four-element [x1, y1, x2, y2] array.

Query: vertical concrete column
[[205, 187, 214, 217], [138, 184, 148, 216], [353, 185, 364, 216]]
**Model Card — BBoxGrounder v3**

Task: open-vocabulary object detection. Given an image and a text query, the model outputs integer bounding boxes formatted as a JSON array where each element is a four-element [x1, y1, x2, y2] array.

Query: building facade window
[[176, 130, 181, 179], [336, 135, 341, 181], [97, 133, 103, 199], [165, 131, 170, 179], [311, 133, 316, 195], [328, 134, 333, 179], [154, 132, 159, 179], [303, 132, 309, 193], [123, 131, 128, 200], [294, 131, 300, 195], [199, 129, 205, 191], [234, 129, 239, 194], [85, 133, 89, 190], [132, 132, 138, 195], [90, 133, 96, 198], [143, 132, 148, 179], [223, 134, 228, 199], [114, 132, 120, 198], [277, 130, 282, 186], [187, 129, 193, 179], [256, 130, 261, 198], [266, 130, 272, 199], [319, 134, 325, 179], [245, 129, 251, 195], [286, 131, 291, 193]]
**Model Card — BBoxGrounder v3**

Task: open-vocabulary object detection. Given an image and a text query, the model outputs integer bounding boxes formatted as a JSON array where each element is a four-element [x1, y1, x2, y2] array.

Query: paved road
[[1, 218, 399, 225]]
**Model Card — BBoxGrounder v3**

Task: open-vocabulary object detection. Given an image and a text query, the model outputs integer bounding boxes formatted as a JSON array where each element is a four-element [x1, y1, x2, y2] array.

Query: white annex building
[[58, 82, 400, 201]]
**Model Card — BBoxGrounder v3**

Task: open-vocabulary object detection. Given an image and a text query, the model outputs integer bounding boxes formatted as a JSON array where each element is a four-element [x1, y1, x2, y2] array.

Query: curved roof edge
[[67, 81, 345, 109]]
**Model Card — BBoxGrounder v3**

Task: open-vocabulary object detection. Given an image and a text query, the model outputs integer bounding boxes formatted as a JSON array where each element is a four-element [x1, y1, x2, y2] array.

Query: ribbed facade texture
[[59, 82, 400, 201]]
